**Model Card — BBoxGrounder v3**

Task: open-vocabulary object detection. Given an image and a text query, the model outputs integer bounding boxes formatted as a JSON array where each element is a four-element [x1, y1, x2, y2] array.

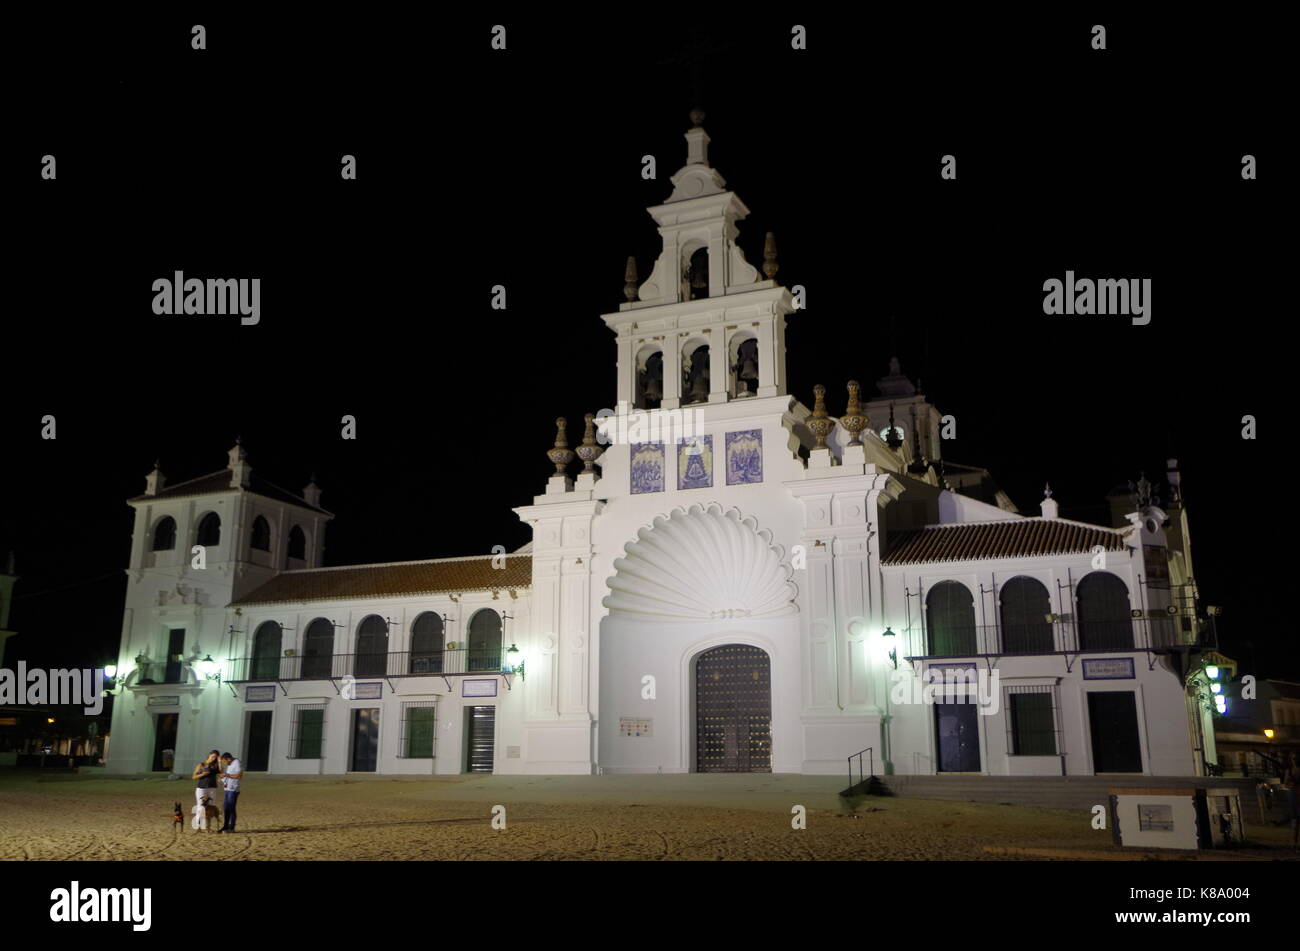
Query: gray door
[[350, 708, 380, 772], [465, 706, 495, 773]]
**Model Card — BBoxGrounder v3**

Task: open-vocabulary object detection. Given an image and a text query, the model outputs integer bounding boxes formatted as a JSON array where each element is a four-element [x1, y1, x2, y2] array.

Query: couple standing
[[192, 750, 243, 833]]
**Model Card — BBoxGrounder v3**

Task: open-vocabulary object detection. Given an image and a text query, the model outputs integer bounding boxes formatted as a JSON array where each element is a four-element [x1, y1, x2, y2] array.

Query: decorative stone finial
[[807, 385, 836, 450], [623, 256, 639, 302], [885, 403, 903, 450], [1129, 471, 1158, 511], [547, 418, 575, 475], [690, 107, 705, 127], [303, 473, 322, 508], [145, 458, 167, 496], [840, 381, 868, 446], [1040, 482, 1060, 519], [574, 413, 605, 474], [762, 232, 779, 282]]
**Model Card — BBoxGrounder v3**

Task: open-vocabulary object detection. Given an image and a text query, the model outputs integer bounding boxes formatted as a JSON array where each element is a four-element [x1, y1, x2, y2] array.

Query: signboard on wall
[[147, 695, 180, 707], [619, 717, 653, 737], [462, 679, 497, 698], [1082, 658, 1136, 680], [245, 685, 275, 702], [351, 682, 382, 700]]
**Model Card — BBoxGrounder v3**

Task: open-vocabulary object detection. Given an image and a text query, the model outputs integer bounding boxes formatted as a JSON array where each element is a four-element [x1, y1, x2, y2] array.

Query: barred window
[[290, 703, 326, 759], [999, 577, 1054, 653], [926, 581, 977, 656], [1005, 686, 1060, 756], [400, 702, 437, 759]]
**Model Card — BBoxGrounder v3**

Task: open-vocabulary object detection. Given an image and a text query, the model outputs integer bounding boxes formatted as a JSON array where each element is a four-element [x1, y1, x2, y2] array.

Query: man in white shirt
[[217, 752, 243, 833]]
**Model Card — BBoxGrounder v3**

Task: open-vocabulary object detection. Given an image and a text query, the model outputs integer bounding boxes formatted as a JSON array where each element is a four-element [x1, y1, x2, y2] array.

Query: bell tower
[[605, 111, 796, 411]]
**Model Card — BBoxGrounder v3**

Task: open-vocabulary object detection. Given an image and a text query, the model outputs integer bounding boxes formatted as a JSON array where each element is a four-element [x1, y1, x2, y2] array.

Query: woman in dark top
[[192, 750, 221, 806]]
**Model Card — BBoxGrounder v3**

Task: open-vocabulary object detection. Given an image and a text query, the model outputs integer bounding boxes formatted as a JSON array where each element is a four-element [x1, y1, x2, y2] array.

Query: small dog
[[191, 796, 222, 832], [172, 802, 184, 828]]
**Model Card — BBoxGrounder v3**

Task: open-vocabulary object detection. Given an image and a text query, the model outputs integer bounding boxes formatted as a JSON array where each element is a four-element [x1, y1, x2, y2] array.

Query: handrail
[[847, 746, 875, 793]]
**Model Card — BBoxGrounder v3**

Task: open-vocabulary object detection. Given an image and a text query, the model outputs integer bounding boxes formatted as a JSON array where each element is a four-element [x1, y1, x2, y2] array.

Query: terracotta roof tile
[[883, 518, 1127, 566], [229, 555, 532, 606]]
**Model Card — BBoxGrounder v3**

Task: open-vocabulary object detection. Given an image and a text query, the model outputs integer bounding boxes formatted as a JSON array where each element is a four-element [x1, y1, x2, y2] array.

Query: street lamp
[[197, 655, 221, 682], [505, 644, 526, 681], [882, 626, 897, 670]]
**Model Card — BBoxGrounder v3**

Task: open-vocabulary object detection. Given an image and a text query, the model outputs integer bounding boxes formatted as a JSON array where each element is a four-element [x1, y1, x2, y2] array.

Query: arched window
[[732, 337, 759, 398], [467, 610, 503, 671], [287, 525, 306, 562], [999, 576, 1054, 653], [683, 343, 710, 405], [410, 612, 445, 673], [152, 516, 177, 551], [687, 247, 709, 299], [926, 581, 977, 656], [1076, 572, 1133, 650], [251, 621, 283, 681], [354, 615, 389, 677], [635, 347, 664, 410], [196, 512, 221, 547], [301, 617, 335, 679], [251, 516, 271, 552]]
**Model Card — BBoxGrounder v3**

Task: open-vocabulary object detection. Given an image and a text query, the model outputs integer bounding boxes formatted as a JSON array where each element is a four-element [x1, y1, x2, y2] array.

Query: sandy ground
[[0, 771, 1295, 861]]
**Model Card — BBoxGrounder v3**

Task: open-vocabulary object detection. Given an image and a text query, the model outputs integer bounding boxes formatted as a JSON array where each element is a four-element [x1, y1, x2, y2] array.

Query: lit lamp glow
[[882, 626, 897, 670], [1264, 729, 1275, 739], [104, 664, 118, 680], [506, 644, 526, 681], [1204, 666, 1220, 680], [1210, 683, 1222, 694], [197, 654, 221, 682], [1213, 695, 1227, 714]]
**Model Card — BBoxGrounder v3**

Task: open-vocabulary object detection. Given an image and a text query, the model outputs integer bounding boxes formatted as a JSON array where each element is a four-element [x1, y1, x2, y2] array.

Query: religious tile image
[[677, 435, 713, 490], [725, 429, 763, 485], [629, 441, 665, 494]]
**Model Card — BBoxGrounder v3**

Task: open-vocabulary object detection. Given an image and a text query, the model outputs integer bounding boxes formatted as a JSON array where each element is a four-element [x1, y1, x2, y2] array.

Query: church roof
[[129, 469, 331, 515], [883, 518, 1127, 566], [229, 554, 532, 606]]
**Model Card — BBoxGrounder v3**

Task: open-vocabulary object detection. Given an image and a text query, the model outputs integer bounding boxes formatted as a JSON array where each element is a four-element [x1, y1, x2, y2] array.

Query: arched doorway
[[694, 644, 771, 773]]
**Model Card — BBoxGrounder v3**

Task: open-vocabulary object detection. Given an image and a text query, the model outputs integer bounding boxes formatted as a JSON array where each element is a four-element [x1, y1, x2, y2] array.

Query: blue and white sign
[[1082, 658, 1135, 680]]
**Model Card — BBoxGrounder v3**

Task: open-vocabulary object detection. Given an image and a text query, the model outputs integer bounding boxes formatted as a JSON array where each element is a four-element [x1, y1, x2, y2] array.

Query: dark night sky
[[3, 13, 1288, 678]]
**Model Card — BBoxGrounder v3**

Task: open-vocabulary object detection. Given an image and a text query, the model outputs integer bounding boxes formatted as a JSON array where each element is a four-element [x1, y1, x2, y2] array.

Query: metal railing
[[903, 615, 1207, 659], [847, 746, 875, 793], [225, 649, 510, 683]]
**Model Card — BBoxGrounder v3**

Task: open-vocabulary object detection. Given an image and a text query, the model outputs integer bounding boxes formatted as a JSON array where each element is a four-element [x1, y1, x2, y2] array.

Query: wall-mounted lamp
[[1263, 728, 1275, 739], [197, 654, 221, 682], [883, 626, 897, 669], [505, 643, 526, 681]]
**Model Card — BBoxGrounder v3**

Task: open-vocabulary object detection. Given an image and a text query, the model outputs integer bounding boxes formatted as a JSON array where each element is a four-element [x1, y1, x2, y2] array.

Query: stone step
[[874, 775, 1266, 811]]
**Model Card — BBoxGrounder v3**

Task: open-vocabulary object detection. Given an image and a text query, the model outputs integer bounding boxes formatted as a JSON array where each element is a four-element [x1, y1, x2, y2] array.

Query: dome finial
[[547, 418, 575, 475], [840, 381, 868, 447], [807, 385, 836, 450], [623, 256, 639, 302], [689, 107, 705, 127]]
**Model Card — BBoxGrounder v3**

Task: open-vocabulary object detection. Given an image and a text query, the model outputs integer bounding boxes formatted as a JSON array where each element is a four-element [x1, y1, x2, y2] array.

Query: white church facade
[[106, 114, 1217, 781]]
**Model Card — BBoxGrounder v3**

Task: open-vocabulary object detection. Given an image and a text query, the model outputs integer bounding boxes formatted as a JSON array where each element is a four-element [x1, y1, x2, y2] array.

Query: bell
[[643, 373, 663, 404], [686, 350, 710, 403], [738, 356, 758, 381], [688, 372, 709, 403]]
